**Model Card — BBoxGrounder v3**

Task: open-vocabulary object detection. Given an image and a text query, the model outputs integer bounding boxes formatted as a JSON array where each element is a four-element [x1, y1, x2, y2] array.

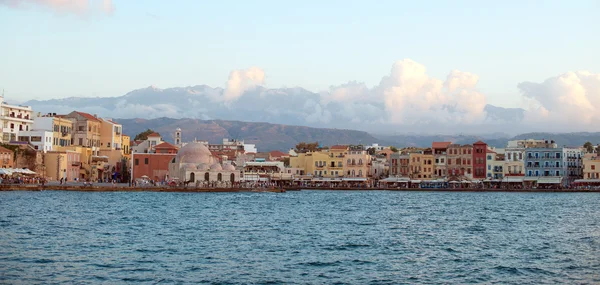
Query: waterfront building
[[99, 118, 123, 152], [43, 150, 81, 182], [0, 146, 14, 168], [473, 141, 488, 179], [582, 154, 600, 179], [0, 96, 34, 143], [486, 150, 505, 179], [447, 144, 473, 179], [524, 140, 563, 183], [17, 130, 53, 152], [132, 153, 176, 182], [289, 145, 345, 178], [64, 111, 101, 155], [243, 161, 289, 183], [343, 145, 371, 179], [167, 142, 239, 185], [122, 135, 131, 157], [408, 149, 434, 179], [31, 113, 73, 149], [389, 153, 409, 177], [432, 142, 451, 178], [563, 147, 583, 184]]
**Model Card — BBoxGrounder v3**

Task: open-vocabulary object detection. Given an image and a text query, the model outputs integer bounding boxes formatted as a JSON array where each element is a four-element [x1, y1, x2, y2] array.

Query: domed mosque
[[168, 142, 239, 186]]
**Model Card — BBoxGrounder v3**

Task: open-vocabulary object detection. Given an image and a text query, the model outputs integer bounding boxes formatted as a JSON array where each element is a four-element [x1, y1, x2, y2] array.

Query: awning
[[524, 177, 539, 182], [410, 180, 422, 183], [380, 177, 410, 183], [538, 177, 563, 184], [574, 179, 600, 184], [503, 177, 524, 183], [342, 178, 367, 182]]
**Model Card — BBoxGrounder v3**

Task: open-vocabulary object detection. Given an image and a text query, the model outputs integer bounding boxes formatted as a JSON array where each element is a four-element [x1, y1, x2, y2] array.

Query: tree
[[390, 146, 399, 153], [282, 157, 290, 167], [583, 141, 594, 153], [295, 141, 320, 153], [366, 147, 376, 155], [134, 129, 158, 141]]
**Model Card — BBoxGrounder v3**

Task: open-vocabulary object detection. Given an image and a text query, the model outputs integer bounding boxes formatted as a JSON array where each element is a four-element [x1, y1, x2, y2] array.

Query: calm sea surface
[[1, 190, 599, 284]]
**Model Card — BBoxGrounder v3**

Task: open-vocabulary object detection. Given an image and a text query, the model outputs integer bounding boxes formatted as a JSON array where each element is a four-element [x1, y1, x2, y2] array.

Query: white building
[[368, 143, 387, 152], [244, 143, 257, 154], [17, 130, 53, 152], [563, 147, 583, 183], [0, 95, 34, 143]]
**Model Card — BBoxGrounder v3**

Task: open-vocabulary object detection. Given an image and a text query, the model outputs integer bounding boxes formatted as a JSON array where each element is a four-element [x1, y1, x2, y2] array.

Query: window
[[592, 165, 596, 170], [217, 173, 222, 181], [135, 159, 139, 165], [144, 158, 148, 164]]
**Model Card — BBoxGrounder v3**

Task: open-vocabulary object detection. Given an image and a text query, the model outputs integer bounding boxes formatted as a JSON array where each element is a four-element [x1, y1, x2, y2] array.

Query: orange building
[[0, 146, 14, 168], [131, 153, 176, 182]]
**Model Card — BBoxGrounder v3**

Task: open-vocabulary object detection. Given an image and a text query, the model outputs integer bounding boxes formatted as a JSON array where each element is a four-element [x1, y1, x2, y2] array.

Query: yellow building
[[583, 154, 600, 179], [289, 147, 345, 178], [99, 118, 123, 151], [43, 150, 81, 182], [409, 151, 434, 179], [64, 111, 102, 155], [122, 135, 131, 157], [288, 145, 371, 179]]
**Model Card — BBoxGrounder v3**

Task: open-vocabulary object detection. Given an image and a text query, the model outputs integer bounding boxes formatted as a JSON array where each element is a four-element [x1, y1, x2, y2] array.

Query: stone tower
[[175, 127, 182, 147]]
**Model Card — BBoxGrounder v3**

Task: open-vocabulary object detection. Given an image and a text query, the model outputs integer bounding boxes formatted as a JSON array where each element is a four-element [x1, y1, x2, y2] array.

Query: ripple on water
[[0, 190, 598, 284]]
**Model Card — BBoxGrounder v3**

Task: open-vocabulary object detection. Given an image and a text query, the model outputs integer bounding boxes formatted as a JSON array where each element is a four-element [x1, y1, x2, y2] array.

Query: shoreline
[[0, 185, 599, 193]]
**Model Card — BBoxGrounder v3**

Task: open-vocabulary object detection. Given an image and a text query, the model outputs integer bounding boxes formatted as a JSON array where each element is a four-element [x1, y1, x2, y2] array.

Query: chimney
[[94, 114, 98, 118]]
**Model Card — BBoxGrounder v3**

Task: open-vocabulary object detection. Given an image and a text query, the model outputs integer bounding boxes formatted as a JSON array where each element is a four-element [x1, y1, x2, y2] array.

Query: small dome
[[223, 164, 235, 171], [175, 142, 213, 165], [210, 163, 223, 171], [196, 163, 209, 171]]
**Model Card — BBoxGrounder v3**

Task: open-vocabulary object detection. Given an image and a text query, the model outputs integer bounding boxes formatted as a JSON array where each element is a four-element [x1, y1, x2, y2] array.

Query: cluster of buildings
[[3, 94, 600, 188], [0, 95, 129, 182]]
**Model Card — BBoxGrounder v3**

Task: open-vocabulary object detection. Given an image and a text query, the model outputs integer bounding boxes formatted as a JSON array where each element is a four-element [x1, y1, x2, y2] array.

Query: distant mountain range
[[116, 117, 597, 151], [23, 84, 526, 134], [19, 84, 596, 150]]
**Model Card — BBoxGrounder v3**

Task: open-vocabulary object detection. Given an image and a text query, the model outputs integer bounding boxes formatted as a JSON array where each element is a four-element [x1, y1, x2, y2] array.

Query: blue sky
[[0, 0, 598, 108]]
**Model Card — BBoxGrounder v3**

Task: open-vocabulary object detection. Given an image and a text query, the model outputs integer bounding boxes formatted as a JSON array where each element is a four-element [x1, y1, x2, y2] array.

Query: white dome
[[175, 142, 213, 165], [223, 164, 235, 171], [196, 163, 209, 171]]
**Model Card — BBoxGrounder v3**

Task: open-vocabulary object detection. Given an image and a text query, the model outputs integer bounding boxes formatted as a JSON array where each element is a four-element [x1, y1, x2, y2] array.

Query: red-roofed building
[[473, 141, 488, 179], [432, 141, 451, 178], [330, 145, 349, 150], [155, 142, 178, 154], [64, 111, 102, 153], [269, 150, 289, 161], [147, 132, 161, 138]]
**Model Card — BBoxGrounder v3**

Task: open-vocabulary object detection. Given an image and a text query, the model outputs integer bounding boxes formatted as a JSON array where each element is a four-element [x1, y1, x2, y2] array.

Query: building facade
[[65, 111, 101, 155], [432, 142, 451, 178], [0, 96, 34, 143]]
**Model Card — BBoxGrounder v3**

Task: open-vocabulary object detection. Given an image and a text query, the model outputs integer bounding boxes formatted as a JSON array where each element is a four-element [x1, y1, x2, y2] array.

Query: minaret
[[175, 127, 182, 147]]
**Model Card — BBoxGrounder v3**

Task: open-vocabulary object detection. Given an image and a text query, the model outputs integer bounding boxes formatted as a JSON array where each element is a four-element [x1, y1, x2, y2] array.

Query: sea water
[[1, 190, 599, 284]]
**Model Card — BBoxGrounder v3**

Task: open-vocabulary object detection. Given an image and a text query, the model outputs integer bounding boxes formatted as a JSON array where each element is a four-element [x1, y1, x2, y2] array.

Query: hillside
[[118, 118, 385, 151]]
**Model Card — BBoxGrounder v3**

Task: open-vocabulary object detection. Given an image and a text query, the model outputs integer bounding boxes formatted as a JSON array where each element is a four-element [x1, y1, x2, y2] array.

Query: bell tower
[[174, 127, 182, 147]]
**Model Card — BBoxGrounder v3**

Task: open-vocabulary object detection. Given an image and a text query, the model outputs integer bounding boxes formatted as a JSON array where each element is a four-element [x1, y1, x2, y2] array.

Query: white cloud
[[519, 71, 600, 128], [223, 67, 265, 102]]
